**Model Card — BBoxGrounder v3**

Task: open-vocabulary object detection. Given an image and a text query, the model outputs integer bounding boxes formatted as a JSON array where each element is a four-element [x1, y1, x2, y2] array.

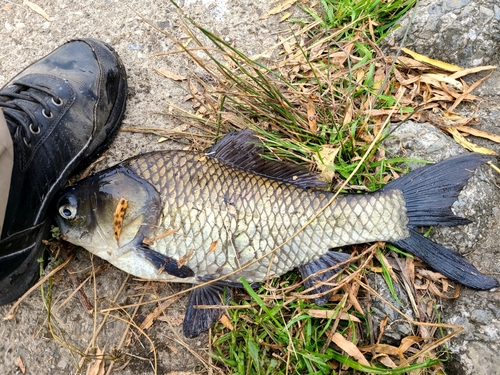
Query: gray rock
[[383, 0, 500, 370], [366, 273, 414, 345], [383, 121, 500, 375]]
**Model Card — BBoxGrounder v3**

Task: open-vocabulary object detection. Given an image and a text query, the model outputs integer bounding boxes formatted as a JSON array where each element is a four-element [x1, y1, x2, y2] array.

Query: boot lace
[[0, 82, 63, 146]]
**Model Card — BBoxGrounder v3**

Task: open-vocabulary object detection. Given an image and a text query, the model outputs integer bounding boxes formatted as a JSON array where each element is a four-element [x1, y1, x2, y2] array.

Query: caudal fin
[[383, 152, 492, 227], [393, 229, 499, 289], [384, 153, 499, 290]]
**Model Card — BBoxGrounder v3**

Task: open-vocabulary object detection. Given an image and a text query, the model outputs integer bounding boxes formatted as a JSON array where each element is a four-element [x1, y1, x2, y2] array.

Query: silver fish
[[55, 130, 499, 337]]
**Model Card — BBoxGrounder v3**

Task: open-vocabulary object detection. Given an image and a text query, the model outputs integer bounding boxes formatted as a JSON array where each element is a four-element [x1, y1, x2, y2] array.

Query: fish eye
[[58, 195, 78, 220]]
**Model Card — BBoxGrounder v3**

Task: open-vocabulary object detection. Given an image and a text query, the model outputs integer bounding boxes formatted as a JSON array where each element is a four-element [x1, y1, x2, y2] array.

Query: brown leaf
[[399, 336, 424, 353], [208, 241, 219, 253], [343, 101, 353, 125], [376, 354, 397, 368], [359, 343, 403, 360], [306, 309, 361, 322], [140, 297, 180, 330], [23, 0, 51, 21], [260, 0, 298, 19], [219, 314, 234, 330], [86, 346, 105, 375], [154, 68, 186, 81], [177, 249, 195, 268], [331, 332, 370, 366], [306, 94, 317, 132], [449, 65, 497, 80], [457, 126, 500, 143], [16, 356, 26, 374], [445, 128, 497, 155], [376, 316, 388, 344], [113, 197, 128, 245], [402, 48, 463, 72], [428, 282, 461, 300], [313, 146, 339, 182], [143, 228, 180, 245], [2, 3, 13, 10], [346, 282, 364, 315]]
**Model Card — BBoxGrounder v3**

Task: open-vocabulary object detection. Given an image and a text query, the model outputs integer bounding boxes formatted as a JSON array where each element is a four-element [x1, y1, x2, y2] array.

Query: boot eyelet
[[29, 123, 41, 135], [51, 97, 63, 106], [23, 137, 31, 147], [42, 109, 53, 119]]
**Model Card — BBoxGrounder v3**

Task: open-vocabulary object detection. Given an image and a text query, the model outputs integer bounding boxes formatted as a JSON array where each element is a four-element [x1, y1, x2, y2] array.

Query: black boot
[[0, 38, 127, 304]]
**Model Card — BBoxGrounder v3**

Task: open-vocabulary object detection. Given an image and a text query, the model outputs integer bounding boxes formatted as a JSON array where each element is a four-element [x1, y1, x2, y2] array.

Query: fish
[[54, 129, 499, 338]]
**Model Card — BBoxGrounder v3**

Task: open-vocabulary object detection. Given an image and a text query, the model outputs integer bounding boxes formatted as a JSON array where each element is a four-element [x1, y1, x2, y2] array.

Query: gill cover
[[56, 165, 162, 249]]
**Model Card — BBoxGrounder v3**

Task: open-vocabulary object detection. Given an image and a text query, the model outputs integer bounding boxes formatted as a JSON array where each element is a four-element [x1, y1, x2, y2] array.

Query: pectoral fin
[[183, 283, 232, 338], [298, 251, 350, 305], [136, 243, 195, 278]]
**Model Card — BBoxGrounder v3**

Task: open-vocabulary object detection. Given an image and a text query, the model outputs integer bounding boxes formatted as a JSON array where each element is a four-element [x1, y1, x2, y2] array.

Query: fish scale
[[125, 151, 409, 283]]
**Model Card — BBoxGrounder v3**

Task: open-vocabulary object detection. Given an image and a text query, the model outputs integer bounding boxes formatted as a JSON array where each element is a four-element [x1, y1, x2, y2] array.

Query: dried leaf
[[140, 298, 180, 330], [377, 316, 388, 344], [449, 65, 497, 80], [306, 94, 317, 132], [428, 282, 461, 300], [113, 197, 128, 245], [208, 241, 218, 253], [359, 343, 403, 359], [219, 314, 234, 330], [16, 356, 26, 374], [422, 73, 463, 90], [402, 48, 463, 72], [143, 227, 179, 245], [86, 346, 105, 375], [166, 344, 179, 354], [313, 146, 339, 182], [260, 0, 297, 19], [376, 355, 397, 368], [445, 128, 497, 155], [158, 314, 184, 327], [154, 68, 186, 81], [2, 3, 13, 10], [399, 336, 424, 352], [457, 126, 500, 143], [343, 101, 353, 125], [331, 332, 370, 366], [306, 309, 361, 322], [346, 282, 364, 315], [177, 249, 195, 268], [23, 0, 51, 21]]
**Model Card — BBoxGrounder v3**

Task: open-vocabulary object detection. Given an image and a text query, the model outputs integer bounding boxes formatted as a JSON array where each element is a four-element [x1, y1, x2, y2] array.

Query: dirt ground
[[0, 1, 283, 374]]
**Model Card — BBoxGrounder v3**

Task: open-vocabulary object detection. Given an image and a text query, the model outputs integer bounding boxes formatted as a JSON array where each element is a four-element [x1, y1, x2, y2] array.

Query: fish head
[[55, 166, 161, 258]]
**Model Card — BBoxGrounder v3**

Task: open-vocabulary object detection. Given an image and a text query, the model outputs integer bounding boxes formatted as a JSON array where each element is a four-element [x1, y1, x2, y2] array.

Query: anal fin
[[298, 251, 350, 305], [183, 283, 232, 338]]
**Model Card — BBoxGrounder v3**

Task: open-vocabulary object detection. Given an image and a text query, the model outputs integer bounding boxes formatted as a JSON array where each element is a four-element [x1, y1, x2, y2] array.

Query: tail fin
[[383, 153, 492, 227], [392, 229, 499, 290], [384, 153, 498, 290]]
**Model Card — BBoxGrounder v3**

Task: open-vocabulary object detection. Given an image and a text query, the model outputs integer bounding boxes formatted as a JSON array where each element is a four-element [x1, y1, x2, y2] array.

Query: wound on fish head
[[55, 166, 162, 258]]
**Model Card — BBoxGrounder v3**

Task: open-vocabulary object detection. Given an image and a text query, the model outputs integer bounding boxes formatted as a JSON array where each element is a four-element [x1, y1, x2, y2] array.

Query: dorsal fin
[[206, 129, 328, 189]]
